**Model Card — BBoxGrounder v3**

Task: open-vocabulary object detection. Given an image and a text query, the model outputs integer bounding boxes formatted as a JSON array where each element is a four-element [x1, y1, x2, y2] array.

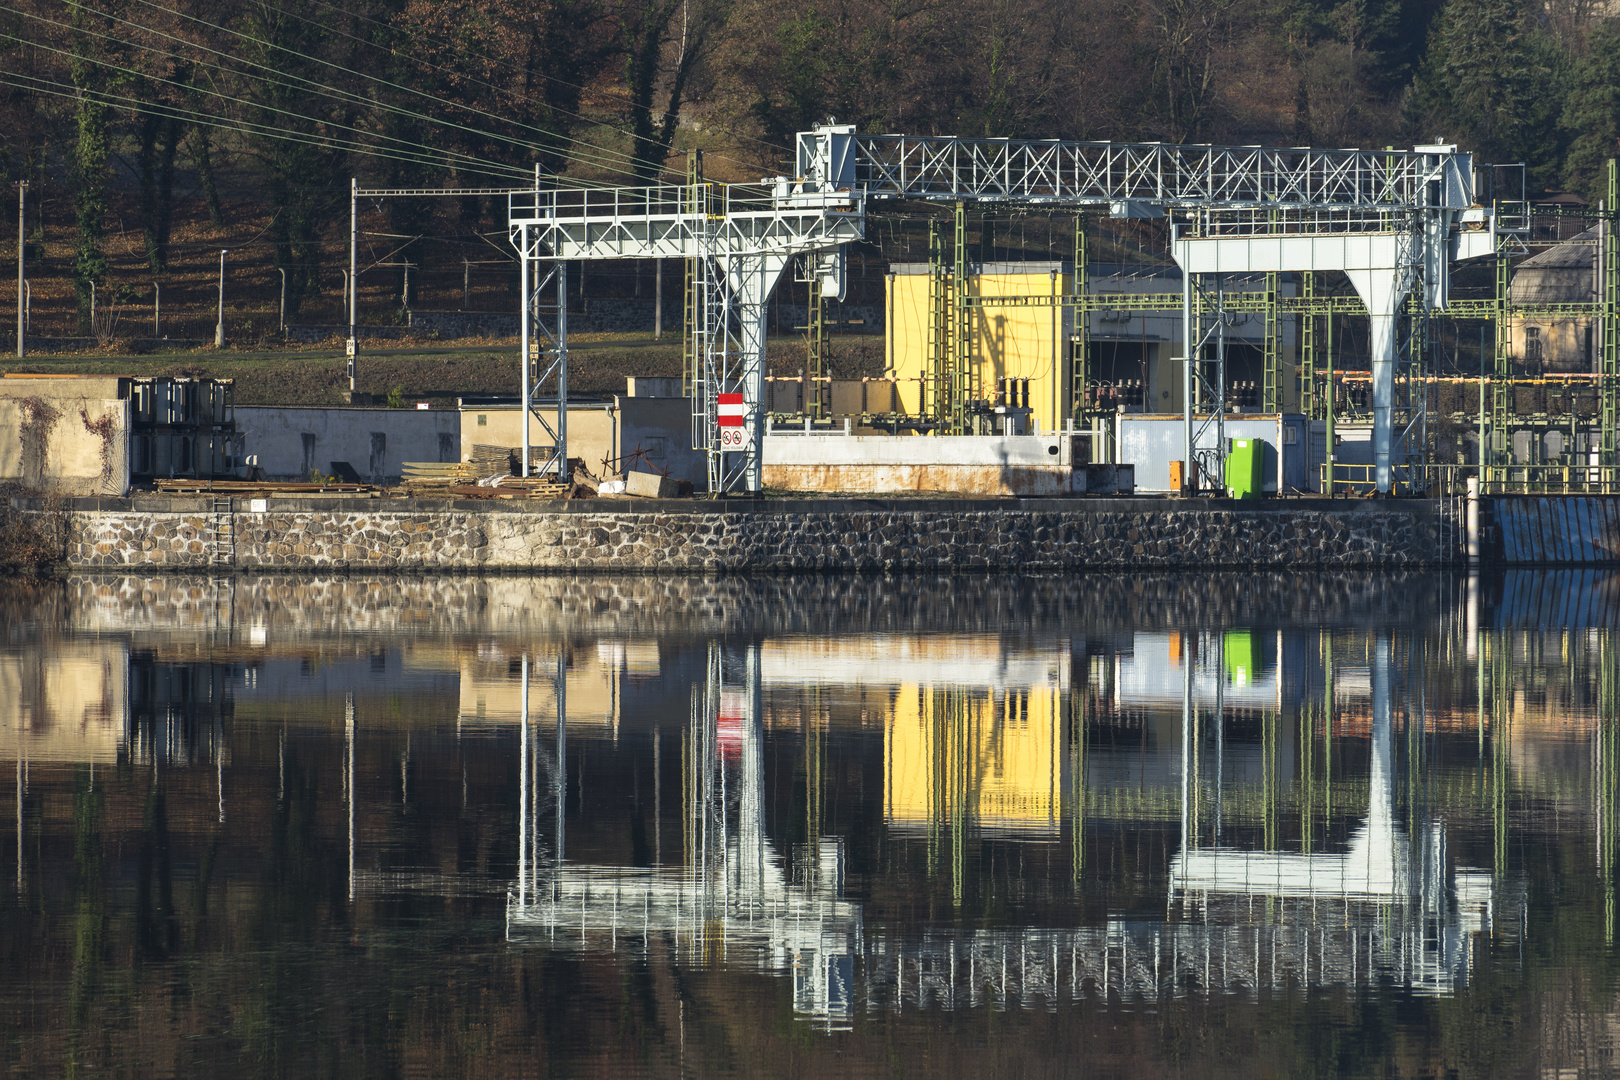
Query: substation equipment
[[507, 126, 1519, 495], [355, 129, 1619, 496]]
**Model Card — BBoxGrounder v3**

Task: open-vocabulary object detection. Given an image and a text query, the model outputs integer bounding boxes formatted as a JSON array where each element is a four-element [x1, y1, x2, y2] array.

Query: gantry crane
[[510, 125, 1502, 494]]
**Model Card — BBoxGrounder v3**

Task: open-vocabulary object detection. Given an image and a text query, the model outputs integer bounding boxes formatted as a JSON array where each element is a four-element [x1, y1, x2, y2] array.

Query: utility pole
[[347, 178, 358, 393], [15, 182, 25, 359], [215, 249, 228, 347]]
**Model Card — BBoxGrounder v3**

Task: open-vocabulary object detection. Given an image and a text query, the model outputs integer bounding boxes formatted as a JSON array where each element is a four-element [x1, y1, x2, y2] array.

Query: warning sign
[[717, 393, 748, 449]]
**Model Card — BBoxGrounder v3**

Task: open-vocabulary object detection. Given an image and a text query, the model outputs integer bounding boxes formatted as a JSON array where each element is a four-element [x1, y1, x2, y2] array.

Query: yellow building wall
[[884, 685, 1062, 837], [887, 271, 1072, 433], [460, 407, 617, 473]]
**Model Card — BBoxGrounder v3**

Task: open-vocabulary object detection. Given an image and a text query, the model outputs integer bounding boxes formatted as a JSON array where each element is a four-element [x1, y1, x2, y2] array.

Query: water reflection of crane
[[504, 635, 1509, 1027], [505, 644, 866, 1030], [1169, 634, 1495, 997]]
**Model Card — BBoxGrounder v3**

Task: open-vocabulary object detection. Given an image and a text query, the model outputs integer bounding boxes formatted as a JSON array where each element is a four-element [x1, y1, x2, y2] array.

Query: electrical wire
[[15, 0, 637, 182], [95, 0, 705, 182], [14, 4, 650, 185], [1, 29, 536, 180], [291, 0, 792, 160], [0, 67, 530, 182]]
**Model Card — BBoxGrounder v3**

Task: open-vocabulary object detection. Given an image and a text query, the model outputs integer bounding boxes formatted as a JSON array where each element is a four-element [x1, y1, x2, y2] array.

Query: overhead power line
[[101, 0, 703, 182]]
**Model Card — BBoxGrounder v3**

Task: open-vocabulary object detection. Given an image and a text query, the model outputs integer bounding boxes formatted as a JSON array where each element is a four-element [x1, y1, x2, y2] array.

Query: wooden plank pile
[[152, 478, 372, 495], [398, 456, 573, 500], [399, 461, 480, 492]]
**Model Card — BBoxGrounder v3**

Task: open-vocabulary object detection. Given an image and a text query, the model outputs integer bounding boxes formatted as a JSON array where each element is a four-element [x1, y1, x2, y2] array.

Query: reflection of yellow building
[[884, 685, 1062, 838], [888, 264, 1073, 433], [0, 644, 128, 762]]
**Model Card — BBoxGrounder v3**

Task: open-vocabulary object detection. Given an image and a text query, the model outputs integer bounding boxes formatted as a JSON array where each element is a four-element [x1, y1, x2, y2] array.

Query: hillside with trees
[[2, 0, 1619, 333]]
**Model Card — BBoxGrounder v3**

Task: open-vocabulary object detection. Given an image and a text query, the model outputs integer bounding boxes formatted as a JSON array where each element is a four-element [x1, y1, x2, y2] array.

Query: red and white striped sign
[[717, 393, 745, 427]]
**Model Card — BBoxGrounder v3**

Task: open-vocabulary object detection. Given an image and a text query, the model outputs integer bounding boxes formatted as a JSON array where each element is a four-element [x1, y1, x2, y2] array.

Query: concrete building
[[0, 374, 131, 495], [235, 406, 461, 484], [1508, 225, 1599, 372], [460, 378, 705, 485]]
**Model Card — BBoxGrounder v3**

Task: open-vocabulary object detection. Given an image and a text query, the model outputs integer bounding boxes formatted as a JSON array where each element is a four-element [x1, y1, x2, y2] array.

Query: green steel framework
[[1605, 159, 1619, 490], [1070, 215, 1089, 421], [800, 268, 827, 421], [1263, 271, 1281, 413], [909, 180, 1620, 487], [952, 201, 973, 435]]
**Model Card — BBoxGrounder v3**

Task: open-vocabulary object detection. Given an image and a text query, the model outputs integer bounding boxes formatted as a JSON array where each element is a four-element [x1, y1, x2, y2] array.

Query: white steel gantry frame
[[510, 175, 863, 493], [509, 126, 1497, 494]]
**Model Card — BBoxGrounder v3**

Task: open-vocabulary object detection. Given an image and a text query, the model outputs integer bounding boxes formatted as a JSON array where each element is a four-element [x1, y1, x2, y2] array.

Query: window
[[477, 414, 487, 426]]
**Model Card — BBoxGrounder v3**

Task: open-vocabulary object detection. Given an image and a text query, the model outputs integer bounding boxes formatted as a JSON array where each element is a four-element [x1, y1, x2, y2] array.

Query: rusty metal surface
[[1495, 496, 1620, 563], [763, 465, 1073, 497]]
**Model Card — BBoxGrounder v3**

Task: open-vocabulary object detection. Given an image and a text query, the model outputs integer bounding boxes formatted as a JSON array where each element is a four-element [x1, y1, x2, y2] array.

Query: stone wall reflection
[[63, 570, 1457, 641]]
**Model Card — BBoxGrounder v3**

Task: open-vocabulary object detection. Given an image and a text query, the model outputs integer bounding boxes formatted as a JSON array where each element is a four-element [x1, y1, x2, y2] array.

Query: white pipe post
[[153, 282, 159, 337], [347, 178, 358, 392], [557, 259, 568, 480], [15, 181, 24, 359], [1179, 223, 1195, 493], [655, 259, 663, 341], [1465, 474, 1480, 566], [215, 250, 227, 347], [277, 268, 286, 332], [519, 224, 530, 479]]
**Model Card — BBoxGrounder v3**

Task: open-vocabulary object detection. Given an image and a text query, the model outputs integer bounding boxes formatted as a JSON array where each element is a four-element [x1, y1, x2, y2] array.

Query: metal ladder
[[210, 497, 234, 568]]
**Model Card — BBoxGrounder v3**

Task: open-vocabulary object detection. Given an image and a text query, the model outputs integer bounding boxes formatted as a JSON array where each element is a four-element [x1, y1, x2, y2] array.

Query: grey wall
[[236, 407, 461, 484], [1118, 415, 1308, 493]]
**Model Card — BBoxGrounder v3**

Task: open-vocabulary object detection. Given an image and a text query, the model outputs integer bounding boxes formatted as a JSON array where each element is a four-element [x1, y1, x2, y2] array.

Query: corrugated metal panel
[[1498, 500, 1524, 562], [1495, 496, 1620, 564]]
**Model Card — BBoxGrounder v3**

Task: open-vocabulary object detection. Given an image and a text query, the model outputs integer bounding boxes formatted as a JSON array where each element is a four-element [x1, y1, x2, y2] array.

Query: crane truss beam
[[819, 132, 1477, 213]]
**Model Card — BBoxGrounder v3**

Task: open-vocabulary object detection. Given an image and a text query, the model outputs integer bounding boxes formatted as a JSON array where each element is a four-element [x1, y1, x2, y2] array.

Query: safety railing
[[508, 182, 782, 224], [1319, 461, 1620, 496], [1478, 463, 1620, 495], [509, 182, 858, 225]]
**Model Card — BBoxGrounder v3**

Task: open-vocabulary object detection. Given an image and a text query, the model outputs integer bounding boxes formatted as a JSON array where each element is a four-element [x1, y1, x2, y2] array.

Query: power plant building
[[885, 263, 1298, 430]]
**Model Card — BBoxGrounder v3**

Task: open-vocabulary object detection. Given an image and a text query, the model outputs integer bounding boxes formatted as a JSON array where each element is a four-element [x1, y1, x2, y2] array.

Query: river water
[[2, 571, 1618, 1078]]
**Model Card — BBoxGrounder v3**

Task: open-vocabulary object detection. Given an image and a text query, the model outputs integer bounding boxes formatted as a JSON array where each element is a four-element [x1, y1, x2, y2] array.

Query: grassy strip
[[0, 336, 883, 405]]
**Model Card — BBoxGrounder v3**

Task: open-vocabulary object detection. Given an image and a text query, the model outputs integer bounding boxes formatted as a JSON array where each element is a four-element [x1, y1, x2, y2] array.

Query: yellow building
[[885, 263, 1297, 430], [886, 262, 1075, 433]]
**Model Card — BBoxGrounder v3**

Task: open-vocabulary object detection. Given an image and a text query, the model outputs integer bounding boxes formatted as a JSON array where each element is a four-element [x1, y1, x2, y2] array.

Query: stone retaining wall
[[30, 496, 1452, 571]]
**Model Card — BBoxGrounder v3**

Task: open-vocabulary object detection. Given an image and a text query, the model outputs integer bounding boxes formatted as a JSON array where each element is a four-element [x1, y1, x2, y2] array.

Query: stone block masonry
[[31, 496, 1453, 571]]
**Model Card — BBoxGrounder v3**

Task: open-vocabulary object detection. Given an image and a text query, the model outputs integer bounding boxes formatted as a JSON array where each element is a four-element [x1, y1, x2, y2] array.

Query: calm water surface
[[3, 571, 1620, 1078]]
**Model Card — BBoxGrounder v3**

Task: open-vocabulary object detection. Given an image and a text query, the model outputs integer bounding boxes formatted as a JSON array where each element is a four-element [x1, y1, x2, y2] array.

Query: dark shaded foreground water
[[3, 570, 1620, 1078]]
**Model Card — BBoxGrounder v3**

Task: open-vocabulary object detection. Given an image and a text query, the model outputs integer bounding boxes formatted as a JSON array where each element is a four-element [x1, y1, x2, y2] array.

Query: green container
[[1224, 630, 1256, 686], [1225, 438, 1263, 500]]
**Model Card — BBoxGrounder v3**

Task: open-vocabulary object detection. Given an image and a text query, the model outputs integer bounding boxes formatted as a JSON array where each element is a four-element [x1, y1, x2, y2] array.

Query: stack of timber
[[399, 461, 480, 492], [152, 478, 372, 495], [398, 460, 571, 499]]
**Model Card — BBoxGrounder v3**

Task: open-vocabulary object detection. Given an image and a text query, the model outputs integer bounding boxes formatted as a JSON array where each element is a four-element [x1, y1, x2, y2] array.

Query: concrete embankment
[[19, 495, 1451, 571]]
